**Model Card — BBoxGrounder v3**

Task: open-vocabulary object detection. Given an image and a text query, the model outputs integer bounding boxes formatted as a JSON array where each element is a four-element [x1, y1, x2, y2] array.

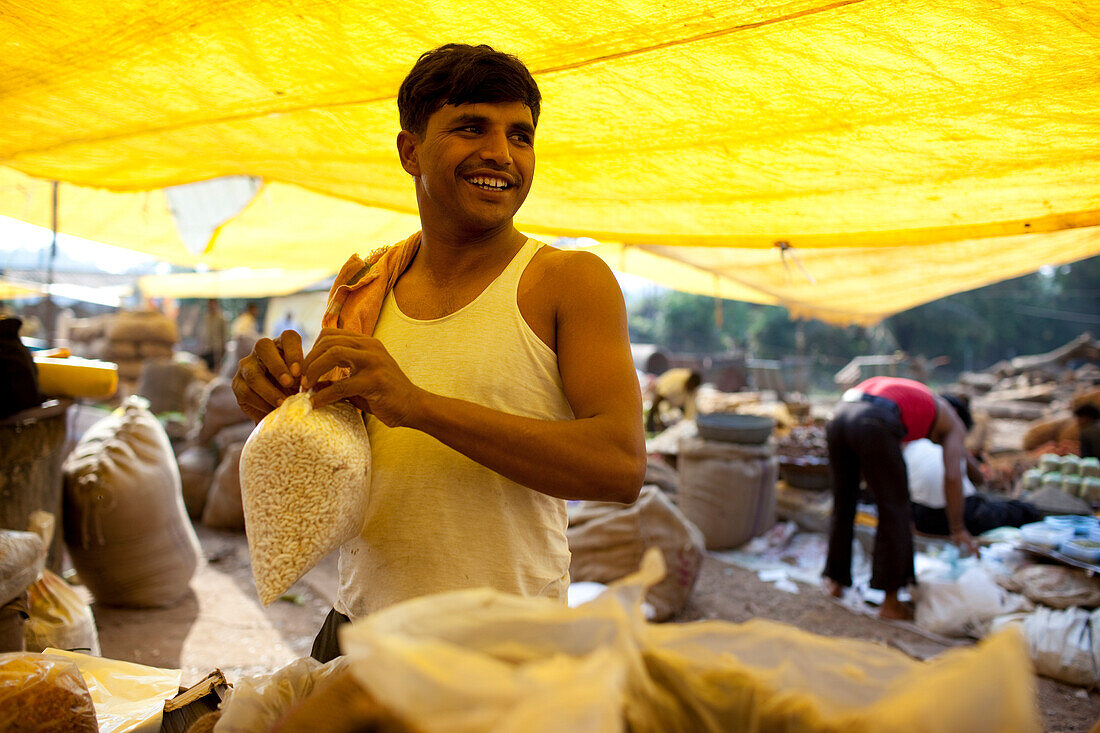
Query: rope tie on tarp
[[775, 241, 816, 284]]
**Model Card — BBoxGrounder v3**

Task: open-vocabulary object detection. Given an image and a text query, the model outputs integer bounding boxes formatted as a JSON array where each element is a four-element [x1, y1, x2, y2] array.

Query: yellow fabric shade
[[584, 225, 1100, 325], [2, 1, 1098, 320], [0, 278, 45, 300], [137, 268, 332, 300]]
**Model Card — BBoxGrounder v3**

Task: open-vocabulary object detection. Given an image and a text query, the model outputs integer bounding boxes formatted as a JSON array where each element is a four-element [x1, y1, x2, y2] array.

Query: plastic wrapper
[[216, 656, 348, 732], [341, 548, 1042, 733], [44, 648, 181, 733], [240, 393, 370, 605], [25, 569, 100, 655], [0, 652, 98, 732]]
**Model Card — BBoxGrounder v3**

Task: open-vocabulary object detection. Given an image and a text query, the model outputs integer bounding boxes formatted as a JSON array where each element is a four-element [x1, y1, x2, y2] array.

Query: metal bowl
[[779, 458, 833, 491], [695, 413, 775, 444]]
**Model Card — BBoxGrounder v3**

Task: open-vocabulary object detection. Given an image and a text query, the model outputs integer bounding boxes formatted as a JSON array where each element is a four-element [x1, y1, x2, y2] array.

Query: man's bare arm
[[302, 252, 646, 503], [932, 397, 980, 556]]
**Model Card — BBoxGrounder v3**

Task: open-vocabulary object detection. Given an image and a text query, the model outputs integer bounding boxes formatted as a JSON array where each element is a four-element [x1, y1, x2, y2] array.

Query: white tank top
[[335, 238, 574, 618]]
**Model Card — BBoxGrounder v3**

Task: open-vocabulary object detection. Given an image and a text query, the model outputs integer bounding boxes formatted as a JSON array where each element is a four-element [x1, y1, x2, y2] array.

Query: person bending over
[[823, 376, 979, 619]]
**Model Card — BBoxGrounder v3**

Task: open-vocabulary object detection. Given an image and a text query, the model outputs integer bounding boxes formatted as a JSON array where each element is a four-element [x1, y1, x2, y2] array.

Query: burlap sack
[[105, 310, 179, 345], [138, 342, 175, 359], [568, 486, 705, 621], [137, 360, 200, 415], [115, 358, 145, 381], [677, 436, 777, 550], [202, 443, 246, 531], [192, 378, 251, 447], [219, 335, 260, 380], [0, 596, 27, 654], [177, 445, 219, 520], [103, 339, 137, 360], [62, 397, 200, 608]]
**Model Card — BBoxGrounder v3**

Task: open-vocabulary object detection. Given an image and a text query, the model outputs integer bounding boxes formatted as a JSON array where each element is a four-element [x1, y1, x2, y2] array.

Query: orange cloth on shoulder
[[322, 231, 421, 336]]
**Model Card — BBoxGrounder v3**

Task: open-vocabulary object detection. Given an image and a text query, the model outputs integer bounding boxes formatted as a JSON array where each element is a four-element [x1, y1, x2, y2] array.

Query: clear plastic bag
[[341, 548, 1042, 733], [216, 656, 348, 733], [0, 652, 98, 732], [240, 393, 370, 605], [25, 569, 100, 655]]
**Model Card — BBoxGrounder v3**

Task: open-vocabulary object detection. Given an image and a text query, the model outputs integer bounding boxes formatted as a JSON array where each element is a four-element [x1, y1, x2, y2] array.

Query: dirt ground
[[81, 526, 1099, 732]]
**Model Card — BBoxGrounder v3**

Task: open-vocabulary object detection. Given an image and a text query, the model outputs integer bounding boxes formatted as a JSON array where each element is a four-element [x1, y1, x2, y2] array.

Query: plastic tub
[[1043, 515, 1096, 536], [1060, 539, 1100, 564], [695, 413, 775, 445], [1039, 454, 1063, 473], [1020, 522, 1075, 548]]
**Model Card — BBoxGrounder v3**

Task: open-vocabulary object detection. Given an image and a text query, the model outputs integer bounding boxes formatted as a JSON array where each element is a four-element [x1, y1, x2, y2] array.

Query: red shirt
[[858, 376, 936, 442]]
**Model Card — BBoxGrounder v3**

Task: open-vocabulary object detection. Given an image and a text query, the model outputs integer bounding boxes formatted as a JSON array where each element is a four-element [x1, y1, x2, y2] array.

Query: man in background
[[230, 302, 261, 338], [197, 298, 228, 372], [824, 376, 979, 619]]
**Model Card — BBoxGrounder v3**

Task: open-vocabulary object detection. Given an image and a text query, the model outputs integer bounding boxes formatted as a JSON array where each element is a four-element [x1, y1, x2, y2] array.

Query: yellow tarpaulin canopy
[[137, 268, 332, 300], [2, 1, 1098, 322], [0, 278, 45, 300]]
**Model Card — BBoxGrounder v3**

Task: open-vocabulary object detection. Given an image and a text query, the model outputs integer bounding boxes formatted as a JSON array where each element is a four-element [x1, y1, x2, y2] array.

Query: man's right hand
[[231, 330, 304, 421], [950, 528, 982, 559]]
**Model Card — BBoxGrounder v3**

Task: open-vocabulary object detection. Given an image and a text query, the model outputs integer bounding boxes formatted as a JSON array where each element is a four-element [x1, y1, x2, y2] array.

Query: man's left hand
[[301, 327, 423, 427]]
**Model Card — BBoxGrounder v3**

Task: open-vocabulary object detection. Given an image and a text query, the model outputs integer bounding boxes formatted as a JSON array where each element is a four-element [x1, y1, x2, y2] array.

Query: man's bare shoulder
[[528, 244, 620, 298]]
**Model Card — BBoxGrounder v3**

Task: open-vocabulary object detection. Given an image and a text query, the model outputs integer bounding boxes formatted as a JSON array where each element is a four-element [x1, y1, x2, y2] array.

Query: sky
[[0, 214, 162, 275]]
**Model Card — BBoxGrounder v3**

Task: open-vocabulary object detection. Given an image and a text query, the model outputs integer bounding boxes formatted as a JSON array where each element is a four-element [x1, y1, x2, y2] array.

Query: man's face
[[401, 101, 535, 235]]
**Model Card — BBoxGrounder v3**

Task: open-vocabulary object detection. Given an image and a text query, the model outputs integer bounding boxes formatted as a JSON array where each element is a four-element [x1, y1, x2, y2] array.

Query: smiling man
[[231, 44, 646, 662]]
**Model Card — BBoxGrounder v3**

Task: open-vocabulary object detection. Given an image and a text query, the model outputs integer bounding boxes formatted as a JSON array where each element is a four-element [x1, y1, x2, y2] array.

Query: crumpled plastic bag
[[0, 651, 98, 732], [1004, 564, 1100, 609], [992, 606, 1100, 687], [240, 393, 370, 605], [914, 564, 1033, 638], [215, 656, 349, 733], [340, 548, 1042, 733], [25, 569, 100, 655], [43, 648, 181, 733]]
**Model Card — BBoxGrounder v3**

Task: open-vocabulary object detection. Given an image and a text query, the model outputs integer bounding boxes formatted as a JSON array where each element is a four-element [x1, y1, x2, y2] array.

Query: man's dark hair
[[398, 44, 541, 135], [941, 393, 973, 431], [1075, 403, 1100, 421]]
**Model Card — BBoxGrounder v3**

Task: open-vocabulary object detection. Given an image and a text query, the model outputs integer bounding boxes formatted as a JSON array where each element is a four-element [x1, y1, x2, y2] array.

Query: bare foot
[[879, 595, 913, 621], [823, 578, 845, 598]]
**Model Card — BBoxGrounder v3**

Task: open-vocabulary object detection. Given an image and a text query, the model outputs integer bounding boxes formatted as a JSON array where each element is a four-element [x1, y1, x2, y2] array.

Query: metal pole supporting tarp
[[45, 180, 58, 346]]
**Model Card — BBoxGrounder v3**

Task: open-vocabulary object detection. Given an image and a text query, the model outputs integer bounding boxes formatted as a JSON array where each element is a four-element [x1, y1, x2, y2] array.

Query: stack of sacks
[[177, 378, 255, 526], [102, 310, 179, 391], [65, 315, 107, 360]]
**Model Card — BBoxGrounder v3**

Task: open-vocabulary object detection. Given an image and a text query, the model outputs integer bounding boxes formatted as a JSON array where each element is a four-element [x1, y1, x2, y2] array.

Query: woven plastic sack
[[677, 436, 777, 550], [342, 548, 1041, 733], [62, 396, 201, 608], [0, 652, 98, 732], [568, 486, 705, 621], [177, 444, 218, 520], [202, 442, 246, 531], [240, 393, 370, 605], [0, 531, 44, 607]]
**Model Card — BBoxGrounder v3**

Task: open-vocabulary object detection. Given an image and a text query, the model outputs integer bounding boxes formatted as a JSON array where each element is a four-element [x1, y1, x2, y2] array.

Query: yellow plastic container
[[33, 357, 118, 399]]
